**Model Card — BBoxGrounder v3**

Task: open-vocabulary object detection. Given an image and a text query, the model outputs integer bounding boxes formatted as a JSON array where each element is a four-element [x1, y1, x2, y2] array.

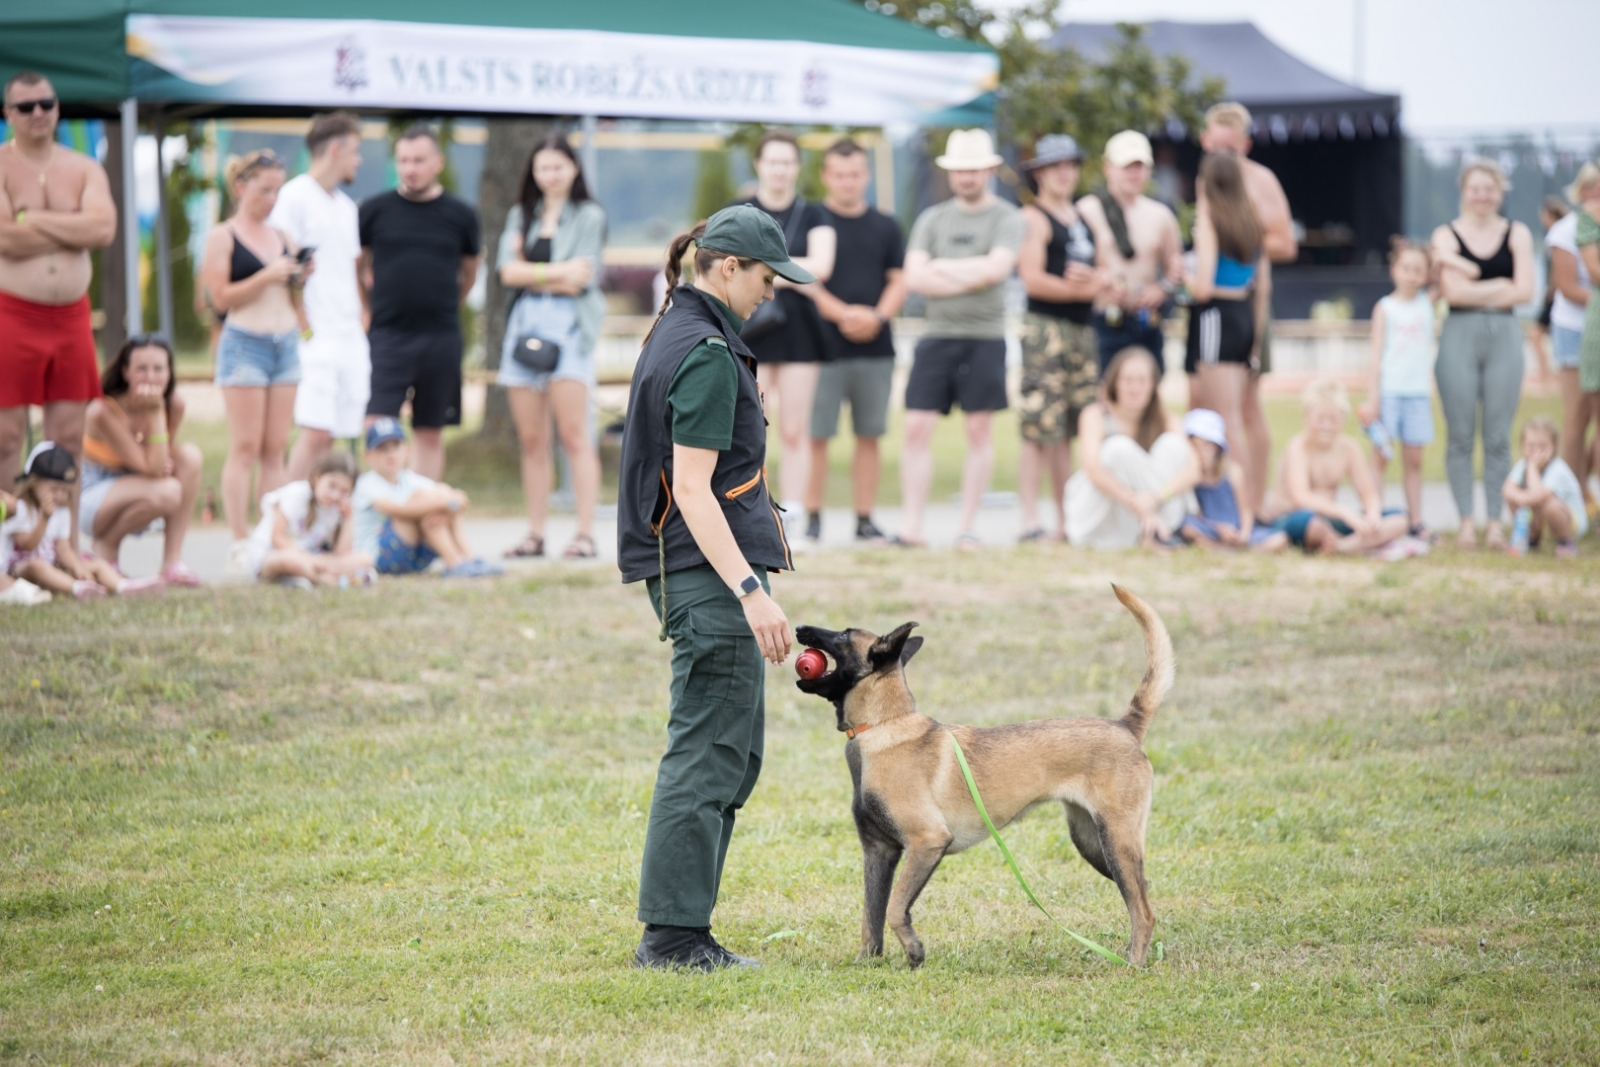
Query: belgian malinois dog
[[793, 584, 1173, 968]]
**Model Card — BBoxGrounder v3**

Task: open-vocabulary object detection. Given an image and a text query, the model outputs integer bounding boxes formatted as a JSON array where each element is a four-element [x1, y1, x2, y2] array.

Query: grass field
[[3, 545, 1597, 1064]]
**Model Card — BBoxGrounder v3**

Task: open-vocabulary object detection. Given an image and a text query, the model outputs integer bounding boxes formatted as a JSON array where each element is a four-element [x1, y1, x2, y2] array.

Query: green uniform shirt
[[668, 294, 745, 451]]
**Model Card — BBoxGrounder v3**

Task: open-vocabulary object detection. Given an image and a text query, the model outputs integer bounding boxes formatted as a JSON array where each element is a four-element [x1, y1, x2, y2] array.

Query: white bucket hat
[[1182, 408, 1228, 451], [936, 129, 1004, 171]]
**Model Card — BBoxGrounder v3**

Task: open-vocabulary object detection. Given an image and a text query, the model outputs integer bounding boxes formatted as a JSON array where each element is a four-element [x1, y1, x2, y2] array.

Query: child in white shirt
[[1503, 417, 1587, 558], [3, 443, 163, 600], [1357, 239, 1437, 538], [247, 451, 374, 587]]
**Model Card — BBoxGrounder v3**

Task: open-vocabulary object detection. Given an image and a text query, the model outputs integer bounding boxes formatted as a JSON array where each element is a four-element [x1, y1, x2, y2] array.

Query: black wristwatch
[[738, 575, 761, 599]]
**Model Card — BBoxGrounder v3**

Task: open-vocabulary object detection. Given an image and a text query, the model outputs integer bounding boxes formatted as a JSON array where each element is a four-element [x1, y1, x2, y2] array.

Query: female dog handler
[[617, 206, 813, 970]]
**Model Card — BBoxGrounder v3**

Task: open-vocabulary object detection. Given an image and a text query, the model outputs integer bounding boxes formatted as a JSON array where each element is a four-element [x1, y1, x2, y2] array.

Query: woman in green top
[[616, 205, 813, 971]]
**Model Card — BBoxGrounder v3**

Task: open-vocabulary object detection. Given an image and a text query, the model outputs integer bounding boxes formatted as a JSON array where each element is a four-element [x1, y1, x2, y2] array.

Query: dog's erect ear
[[899, 636, 924, 666], [869, 622, 919, 670]]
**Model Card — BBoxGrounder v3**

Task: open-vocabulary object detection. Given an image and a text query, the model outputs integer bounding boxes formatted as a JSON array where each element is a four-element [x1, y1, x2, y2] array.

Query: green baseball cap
[[698, 205, 816, 284]]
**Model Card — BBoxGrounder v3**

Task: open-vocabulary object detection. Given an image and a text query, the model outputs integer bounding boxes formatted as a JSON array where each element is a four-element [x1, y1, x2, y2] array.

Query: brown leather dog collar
[[844, 722, 874, 740]]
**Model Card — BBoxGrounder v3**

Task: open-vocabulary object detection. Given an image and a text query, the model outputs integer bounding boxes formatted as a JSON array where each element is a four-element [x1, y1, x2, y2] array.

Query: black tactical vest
[[616, 285, 792, 584]]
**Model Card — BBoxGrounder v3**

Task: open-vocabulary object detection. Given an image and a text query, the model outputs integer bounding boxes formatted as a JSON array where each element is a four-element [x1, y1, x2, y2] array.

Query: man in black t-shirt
[[804, 140, 906, 543], [358, 125, 482, 479]]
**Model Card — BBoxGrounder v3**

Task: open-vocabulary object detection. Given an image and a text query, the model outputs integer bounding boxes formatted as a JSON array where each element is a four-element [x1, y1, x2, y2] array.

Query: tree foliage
[[850, 4, 1224, 184]]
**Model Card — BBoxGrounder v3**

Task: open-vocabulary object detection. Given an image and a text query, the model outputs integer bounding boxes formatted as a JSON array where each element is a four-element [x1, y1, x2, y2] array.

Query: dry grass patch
[[2, 545, 1597, 1064]]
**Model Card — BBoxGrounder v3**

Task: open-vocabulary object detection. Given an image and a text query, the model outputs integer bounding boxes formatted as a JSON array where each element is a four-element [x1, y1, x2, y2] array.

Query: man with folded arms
[[897, 129, 1024, 550], [0, 72, 117, 535]]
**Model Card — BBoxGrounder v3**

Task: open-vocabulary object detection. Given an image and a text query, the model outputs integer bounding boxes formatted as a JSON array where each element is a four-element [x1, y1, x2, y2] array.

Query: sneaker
[[115, 575, 166, 597], [805, 511, 822, 542], [633, 926, 761, 972], [72, 580, 107, 600], [276, 576, 315, 591], [0, 578, 51, 606], [855, 516, 888, 543], [225, 539, 252, 578], [441, 558, 504, 579], [1555, 540, 1578, 560]]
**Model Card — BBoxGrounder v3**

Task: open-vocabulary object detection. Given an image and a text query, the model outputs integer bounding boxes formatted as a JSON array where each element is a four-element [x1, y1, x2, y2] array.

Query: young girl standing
[[245, 451, 374, 587], [1358, 240, 1437, 538]]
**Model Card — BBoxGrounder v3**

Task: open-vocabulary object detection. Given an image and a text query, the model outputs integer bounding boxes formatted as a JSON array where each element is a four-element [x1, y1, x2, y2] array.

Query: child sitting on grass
[[1502, 417, 1586, 559], [1262, 380, 1418, 557], [1174, 408, 1288, 552], [0, 485, 55, 606], [1357, 238, 1437, 539], [352, 418, 502, 579], [3, 443, 164, 600], [245, 451, 375, 588]]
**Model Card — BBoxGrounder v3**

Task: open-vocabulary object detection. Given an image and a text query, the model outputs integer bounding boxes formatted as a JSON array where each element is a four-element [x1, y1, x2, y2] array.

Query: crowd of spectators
[[4, 71, 1597, 607]]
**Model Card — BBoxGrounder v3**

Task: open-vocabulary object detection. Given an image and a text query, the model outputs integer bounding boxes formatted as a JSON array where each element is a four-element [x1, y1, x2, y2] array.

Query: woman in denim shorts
[[200, 149, 307, 565], [495, 134, 607, 560]]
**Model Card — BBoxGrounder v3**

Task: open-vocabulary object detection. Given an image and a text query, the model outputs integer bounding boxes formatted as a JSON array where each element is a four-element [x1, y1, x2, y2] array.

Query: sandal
[[562, 533, 597, 560], [954, 531, 982, 553], [1483, 521, 1508, 552], [161, 561, 202, 587], [887, 534, 927, 548], [1018, 527, 1047, 544], [503, 532, 545, 559]]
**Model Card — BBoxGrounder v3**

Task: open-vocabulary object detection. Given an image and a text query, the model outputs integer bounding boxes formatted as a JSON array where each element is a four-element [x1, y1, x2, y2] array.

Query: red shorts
[[0, 290, 101, 407]]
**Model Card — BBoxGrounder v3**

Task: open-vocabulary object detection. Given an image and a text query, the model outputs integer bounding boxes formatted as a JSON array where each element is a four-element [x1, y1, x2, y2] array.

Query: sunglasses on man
[[7, 97, 59, 115]]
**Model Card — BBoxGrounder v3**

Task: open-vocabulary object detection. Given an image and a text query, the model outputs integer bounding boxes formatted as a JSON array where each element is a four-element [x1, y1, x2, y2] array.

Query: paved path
[[109, 482, 1481, 583]]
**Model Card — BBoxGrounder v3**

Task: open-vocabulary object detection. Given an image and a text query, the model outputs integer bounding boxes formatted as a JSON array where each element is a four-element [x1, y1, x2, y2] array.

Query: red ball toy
[[795, 649, 828, 680]]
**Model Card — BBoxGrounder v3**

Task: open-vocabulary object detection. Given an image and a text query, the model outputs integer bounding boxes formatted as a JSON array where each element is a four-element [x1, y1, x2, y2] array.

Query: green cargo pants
[[638, 565, 767, 928]]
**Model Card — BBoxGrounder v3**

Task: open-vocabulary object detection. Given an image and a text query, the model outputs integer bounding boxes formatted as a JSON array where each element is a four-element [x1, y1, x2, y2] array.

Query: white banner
[[127, 15, 997, 125]]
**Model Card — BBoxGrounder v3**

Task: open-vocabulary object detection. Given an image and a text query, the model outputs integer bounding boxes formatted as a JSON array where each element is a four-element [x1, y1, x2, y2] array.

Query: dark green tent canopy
[[4, 0, 995, 125]]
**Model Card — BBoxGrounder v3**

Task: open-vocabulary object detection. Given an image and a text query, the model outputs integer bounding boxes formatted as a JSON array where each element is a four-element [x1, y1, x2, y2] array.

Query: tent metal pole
[[580, 114, 598, 190], [119, 98, 141, 334], [154, 111, 175, 343]]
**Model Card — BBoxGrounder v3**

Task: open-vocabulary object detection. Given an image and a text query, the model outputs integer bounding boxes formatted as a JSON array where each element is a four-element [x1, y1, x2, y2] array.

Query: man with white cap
[[1077, 130, 1183, 376], [896, 128, 1024, 549]]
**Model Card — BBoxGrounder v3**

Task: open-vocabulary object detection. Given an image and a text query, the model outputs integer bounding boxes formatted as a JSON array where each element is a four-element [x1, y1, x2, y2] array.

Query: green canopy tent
[[2, 1, 995, 340]]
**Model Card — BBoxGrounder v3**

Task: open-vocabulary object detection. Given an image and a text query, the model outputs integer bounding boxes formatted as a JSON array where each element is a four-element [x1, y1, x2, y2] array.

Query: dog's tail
[[1111, 584, 1174, 744]]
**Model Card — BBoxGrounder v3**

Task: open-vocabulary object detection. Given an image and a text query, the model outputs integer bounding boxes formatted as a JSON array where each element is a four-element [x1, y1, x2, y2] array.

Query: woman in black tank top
[[199, 148, 308, 546], [1431, 158, 1536, 550], [1016, 135, 1108, 540]]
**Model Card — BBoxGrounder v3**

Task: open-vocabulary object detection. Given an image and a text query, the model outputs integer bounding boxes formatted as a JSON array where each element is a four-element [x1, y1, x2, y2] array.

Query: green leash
[[948, 731, 1131, 966]]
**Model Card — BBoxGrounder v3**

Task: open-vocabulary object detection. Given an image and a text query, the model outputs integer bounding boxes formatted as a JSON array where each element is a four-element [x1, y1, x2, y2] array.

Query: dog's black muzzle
[[793, 625, 854, 702]]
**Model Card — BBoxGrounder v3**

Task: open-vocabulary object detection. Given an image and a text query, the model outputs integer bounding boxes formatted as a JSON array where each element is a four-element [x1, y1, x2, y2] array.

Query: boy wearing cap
[[898, 129, 1025, 549], [351, 417, 500, 578], [1077, 130, 1184, 375], [1017, 134, 1108, 542], [1173, 408, 1287, 551], [617, 205, 813, 971]]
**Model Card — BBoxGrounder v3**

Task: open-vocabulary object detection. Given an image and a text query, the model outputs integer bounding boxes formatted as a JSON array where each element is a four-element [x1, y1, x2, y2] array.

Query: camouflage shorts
[[1018, 313, 1099, 443]]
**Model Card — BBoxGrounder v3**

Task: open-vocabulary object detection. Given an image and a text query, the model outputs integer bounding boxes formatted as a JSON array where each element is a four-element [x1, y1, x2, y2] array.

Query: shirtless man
[[1264, 378, 1409, 555], [0, 72, 118, 526], [1077, 130, 1183, 377], [1199, 102, 1299, 511]]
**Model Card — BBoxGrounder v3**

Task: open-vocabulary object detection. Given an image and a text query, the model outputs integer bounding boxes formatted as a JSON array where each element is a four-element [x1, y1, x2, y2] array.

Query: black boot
[[634, 925, 761, 971]]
